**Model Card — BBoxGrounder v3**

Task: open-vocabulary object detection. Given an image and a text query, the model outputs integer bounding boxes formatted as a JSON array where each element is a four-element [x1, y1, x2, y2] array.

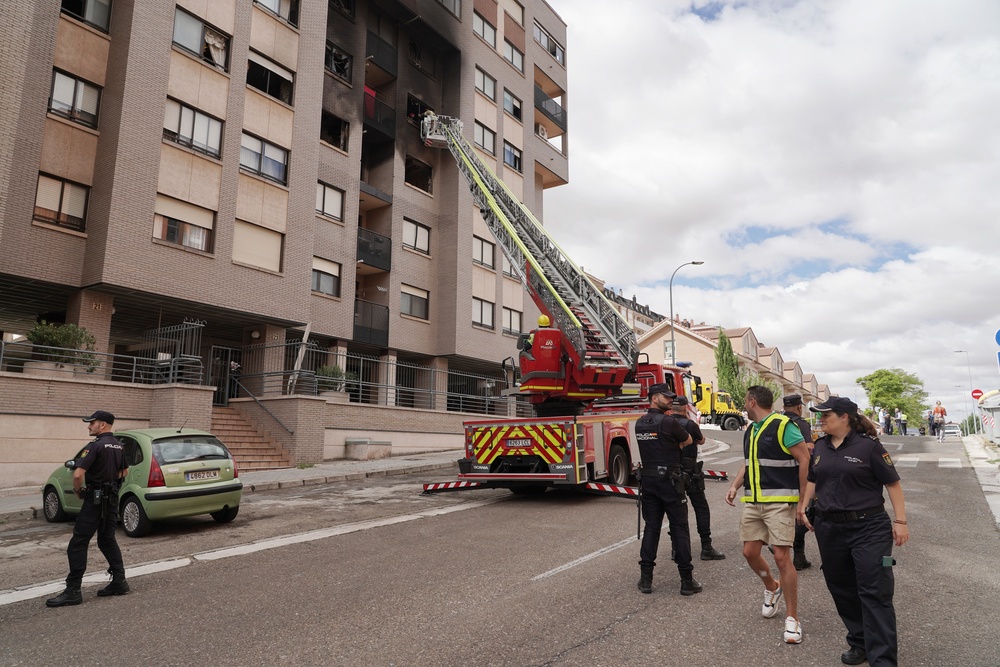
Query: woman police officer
[[799, 397, 909, 667]]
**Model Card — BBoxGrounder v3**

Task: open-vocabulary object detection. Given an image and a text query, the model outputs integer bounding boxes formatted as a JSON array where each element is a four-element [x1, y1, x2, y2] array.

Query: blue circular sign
[[996, 329, 1000, 346]]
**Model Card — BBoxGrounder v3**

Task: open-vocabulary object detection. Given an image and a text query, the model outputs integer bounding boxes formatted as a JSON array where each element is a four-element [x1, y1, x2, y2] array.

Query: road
[[1, 432, 997, 666]]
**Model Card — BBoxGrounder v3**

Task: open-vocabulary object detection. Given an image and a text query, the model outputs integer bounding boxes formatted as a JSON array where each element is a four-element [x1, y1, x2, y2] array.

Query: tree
[[855, 368, 928, 423], [729, 368, 783, 411], [715, 328, 741, 401]]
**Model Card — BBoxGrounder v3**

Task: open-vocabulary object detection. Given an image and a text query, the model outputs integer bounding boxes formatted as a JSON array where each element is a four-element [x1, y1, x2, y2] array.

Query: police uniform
[[809, 428, 901, 666], [635, 385, 701, 595], [782, 394, 814, 569], [47, 410, 128, 607], [673, 397, 724, 560]]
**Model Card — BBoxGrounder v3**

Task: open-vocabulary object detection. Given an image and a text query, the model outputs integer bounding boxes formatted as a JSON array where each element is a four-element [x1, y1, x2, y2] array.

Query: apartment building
[[0, 0, 570, 484]]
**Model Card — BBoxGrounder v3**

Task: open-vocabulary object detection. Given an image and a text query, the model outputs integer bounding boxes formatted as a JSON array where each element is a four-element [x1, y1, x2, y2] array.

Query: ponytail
[[850, 413, 880, 440]]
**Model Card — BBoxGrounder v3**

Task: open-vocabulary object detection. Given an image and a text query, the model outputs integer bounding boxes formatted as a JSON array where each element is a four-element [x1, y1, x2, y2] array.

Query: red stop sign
[[972, 389, 983, 399]]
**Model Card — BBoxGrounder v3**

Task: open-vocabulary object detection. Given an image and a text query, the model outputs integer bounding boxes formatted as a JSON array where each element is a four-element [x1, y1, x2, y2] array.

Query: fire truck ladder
[[421, 114, 637, 372]]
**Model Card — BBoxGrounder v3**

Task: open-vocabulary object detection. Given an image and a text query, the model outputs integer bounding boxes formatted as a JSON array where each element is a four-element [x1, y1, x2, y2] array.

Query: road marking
[[532, 535, 637, 581], [895, 458, 920, 467], [0, 498, 503, 607], [938, 458, 962, 468], [706, 456, 744, 465]]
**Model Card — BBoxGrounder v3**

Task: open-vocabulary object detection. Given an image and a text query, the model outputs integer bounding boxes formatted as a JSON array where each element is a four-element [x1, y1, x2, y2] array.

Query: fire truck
[[420, 116, 721, 496]]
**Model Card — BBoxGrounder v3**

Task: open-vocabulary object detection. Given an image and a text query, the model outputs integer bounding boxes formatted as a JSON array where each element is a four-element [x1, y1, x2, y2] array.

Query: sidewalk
[[0, 450, 464, 525]]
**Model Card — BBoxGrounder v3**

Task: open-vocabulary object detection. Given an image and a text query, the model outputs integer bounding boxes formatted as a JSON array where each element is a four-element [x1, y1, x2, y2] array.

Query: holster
[[682, 459, 705, 492]]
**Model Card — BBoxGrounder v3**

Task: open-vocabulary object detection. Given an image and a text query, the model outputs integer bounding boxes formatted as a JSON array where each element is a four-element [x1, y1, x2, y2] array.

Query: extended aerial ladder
[[421, 115, 638, 408]]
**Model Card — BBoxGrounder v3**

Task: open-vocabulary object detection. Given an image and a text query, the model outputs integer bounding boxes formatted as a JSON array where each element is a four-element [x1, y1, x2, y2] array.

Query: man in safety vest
[[725, 386, 811, 645]]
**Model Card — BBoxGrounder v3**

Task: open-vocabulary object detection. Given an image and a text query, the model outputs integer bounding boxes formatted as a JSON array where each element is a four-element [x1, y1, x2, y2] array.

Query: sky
[[543, 0, 1000, 420]]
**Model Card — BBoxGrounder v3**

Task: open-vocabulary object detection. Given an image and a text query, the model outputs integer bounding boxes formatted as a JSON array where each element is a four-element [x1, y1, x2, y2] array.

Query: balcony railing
[[534, 85, 566, 130], [354, 299, 389, 347], [357, 228, 392, 272], [365, 31, 397, 77], [0, 341, 204, 385], [363, 91, 395, 140]]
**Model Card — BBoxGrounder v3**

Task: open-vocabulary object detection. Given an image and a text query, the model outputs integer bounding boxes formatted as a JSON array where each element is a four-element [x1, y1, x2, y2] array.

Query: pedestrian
[[725, 386, 811, 645], [882, 409, 893, 436], [46, 410, 130, 607], [800, 397, 909, 666], [670, 395, 725, 561], [932, 401, 947, 442], [782, 393, 814, 570], [635, 383, 702, 596], [924, 409, 935, 438], [899, 411, 908, 436], [894, 408, 902, 435]]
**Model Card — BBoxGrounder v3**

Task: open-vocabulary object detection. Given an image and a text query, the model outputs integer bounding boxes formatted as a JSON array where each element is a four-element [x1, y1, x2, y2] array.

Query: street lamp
[[668, 261, 704, 366], [954, 350, 980, 434]]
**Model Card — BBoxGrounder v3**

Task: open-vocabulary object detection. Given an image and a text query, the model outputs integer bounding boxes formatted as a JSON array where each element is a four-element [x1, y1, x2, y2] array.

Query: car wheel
[[211, 506, 239, 523], [608, 444, 632, 486], [723, 416, 741, 431], [120, 495, 152, 537], [43, 486, 69, 522]]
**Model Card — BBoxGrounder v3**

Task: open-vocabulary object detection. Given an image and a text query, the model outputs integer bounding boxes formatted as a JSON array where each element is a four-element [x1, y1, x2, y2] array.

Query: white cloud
[[543, 0, 1000, 413]]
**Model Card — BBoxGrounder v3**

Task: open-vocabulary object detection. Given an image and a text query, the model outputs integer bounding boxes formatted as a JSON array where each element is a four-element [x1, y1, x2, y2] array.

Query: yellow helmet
[[537, 315, 551, 327]]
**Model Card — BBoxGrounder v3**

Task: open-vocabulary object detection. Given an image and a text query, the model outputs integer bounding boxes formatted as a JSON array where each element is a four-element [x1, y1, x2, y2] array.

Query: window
[[473, 12, 496, 48], [61, 0, 111, 31], [473, 235, 495, 268], [33, 174, 88, 232], [311, 257, 341, 297], [173, 8, 229, 70], [254, 0, 299, 26], [472, 298, 494, 329], [404, 156, 432, 193], [502, 255, 520, 278], [247, 51, 293, 105], [503, 90, 522, 121], [233, 220, 283, 272], [406, 95, 433, 126], [408, 41, 437, 77], [316, 182, 344, 220], [474, 122, 496, 154], [329, 0, 354, 18], [503, 307, 522, 335], [503, 142, 522, 172], [436, 0, 460, 17], [153, 195, 214, 252], [533, 22, 564, 64], [240, 133, 288, 184], [501, 0, 523, 25], [503, 40, 524, 72], [401, 284, 429, 320], [403, 219, 430, 254], [49, 71, 100, 128], [475, 68, 496, 101], [320, 111, 349, 151], [163, 99, 222, 157], [325, 42, 352, 82]]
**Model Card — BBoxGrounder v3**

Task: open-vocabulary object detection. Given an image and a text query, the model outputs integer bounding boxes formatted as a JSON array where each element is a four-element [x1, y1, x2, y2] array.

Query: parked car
[[42, 428, 242, 537], [943, 424, 962, 438]]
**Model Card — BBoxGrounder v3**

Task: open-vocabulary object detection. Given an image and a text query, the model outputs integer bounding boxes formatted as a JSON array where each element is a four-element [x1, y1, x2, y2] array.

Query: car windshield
[[152, 435, 230, 465]]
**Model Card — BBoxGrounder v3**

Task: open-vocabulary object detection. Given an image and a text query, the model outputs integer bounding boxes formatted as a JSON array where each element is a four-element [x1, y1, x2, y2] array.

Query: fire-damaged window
[[320, 111, 349, 151], [404, 156, 433, 193]]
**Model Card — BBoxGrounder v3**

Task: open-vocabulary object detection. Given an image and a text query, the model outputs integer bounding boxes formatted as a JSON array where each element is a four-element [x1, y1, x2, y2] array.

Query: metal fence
[[0, 340, 203, 384]]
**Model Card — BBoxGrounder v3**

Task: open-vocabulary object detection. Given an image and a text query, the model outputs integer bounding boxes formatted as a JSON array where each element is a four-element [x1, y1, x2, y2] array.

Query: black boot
[[45, 587, 82, 607], [793, 550, 812, 571], [700, 541, 726, 560], [97, 570, 130, 597], [680, 577, 703, 596], [637, 564, 653, 594]]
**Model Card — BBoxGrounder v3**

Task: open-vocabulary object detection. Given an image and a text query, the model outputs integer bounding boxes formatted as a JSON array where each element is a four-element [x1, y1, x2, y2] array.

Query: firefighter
[[782, 393, 815, 570], [670, 395, 725, 560], [635, 383, 701, 596]]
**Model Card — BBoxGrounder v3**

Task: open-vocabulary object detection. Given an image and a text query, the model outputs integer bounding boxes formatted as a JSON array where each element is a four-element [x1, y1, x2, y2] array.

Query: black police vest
[[86, 433, 125, 486], [635, 409, 682, 467]]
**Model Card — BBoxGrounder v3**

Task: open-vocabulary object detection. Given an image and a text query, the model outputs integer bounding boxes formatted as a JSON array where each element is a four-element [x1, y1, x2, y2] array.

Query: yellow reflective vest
[[742, 413, 802, 503]]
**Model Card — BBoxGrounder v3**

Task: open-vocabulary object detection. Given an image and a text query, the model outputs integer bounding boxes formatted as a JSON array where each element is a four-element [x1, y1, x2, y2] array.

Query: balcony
[[354, 299, 389, 347], [357, 227, 391, 274], [363, 90, 395, 143], [365, 31, 397, 86], [534, 85, 566, 136]]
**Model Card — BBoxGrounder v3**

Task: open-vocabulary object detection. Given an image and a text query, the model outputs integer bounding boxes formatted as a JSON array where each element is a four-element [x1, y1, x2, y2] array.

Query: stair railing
[[232, 378, 294, 434]]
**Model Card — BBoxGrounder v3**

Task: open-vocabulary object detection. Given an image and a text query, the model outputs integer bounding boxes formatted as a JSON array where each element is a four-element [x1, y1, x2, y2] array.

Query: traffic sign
[[972, 389, 983, 400], [996, 329, 1000, 346]]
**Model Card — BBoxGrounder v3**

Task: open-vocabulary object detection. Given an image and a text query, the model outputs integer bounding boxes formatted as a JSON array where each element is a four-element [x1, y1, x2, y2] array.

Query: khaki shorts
[[739, 502, 796, 546]]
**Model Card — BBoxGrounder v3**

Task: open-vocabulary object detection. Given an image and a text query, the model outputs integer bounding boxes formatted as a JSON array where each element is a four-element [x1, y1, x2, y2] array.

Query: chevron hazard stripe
[[583, 482, 639, 498], [704, 470, 729, 481], [422, 481, 485, 494], [469, 423, 569, 465]]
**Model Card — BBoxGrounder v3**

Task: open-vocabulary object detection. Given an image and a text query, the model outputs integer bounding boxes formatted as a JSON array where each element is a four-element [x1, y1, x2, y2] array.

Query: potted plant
[[24, 320, 98, 374]]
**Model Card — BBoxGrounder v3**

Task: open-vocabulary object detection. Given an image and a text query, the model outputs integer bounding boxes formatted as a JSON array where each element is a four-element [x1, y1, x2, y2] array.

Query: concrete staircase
[[211, 406, 292, 472]]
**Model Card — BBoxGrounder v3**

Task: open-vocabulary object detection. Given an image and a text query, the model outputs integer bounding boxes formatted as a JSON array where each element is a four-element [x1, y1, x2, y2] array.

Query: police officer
[[782, 394, 814, 570], [46, 410, 129, 607], [635, 383, 701, 595], [670, 395, 725, 561], [800, 397, 909, 666]]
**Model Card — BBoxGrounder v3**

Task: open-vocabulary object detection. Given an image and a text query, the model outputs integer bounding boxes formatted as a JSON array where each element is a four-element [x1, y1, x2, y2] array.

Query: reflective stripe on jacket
[[742, 413, 800, 503]]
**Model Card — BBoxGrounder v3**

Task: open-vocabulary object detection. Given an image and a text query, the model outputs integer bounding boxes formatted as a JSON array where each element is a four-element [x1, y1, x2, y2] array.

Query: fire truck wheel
[[608, 444, 632, 486], [509, 485, 547, 496], [722, 416, 741, 431]]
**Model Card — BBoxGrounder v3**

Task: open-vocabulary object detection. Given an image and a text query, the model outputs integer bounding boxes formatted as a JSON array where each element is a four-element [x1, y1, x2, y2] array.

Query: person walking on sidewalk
[[670, 395, 725, 561], [46, 411, 129, 607], [932, 401, 947, 442], [800, 397, 909, 666], [726, 386, 811, 645], [782, 393, 814, 570]]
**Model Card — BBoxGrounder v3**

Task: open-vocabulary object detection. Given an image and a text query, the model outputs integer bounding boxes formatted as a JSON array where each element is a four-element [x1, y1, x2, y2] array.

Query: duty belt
[[816, 506, 885, 522]]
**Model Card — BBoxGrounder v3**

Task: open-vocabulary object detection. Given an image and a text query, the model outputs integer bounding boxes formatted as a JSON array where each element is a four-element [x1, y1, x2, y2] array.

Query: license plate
[[506, 439, 532, 447], [186, 469, 220, 482]]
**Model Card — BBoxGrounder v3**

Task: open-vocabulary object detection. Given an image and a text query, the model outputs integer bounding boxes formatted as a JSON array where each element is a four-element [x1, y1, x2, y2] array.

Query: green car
[[42, 428, 243, 537]]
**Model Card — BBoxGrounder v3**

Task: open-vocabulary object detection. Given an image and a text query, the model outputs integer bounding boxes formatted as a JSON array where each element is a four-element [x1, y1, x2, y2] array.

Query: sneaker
[[783, 616, 802, 644], [762, 584, 783, 618]]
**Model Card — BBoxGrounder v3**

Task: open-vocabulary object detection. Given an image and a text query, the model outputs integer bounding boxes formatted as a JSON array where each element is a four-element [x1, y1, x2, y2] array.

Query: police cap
[[671, 395, 689, 406], [648, 383, 675, 399], [809, 397, 857, 415], [782, 394, 803, 407], [83, 410, 115, 425]]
